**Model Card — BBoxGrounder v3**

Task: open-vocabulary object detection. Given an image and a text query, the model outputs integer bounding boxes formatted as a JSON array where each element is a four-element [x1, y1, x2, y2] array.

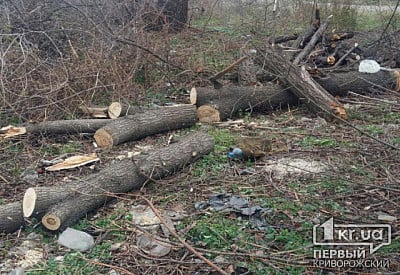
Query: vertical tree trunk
[[157, 0, 188, 32]]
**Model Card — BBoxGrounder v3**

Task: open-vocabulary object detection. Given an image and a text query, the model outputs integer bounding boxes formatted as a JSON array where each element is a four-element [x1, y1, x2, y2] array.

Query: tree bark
[[108, 102, 155, 119], [257, 47, 345, 119], [0, 202, 25, 233], [191, 86, 299, 121], [41, 131, 214, 231], [94, 105, 197, 148], [25, 119, 112, 135], [23, 186, 80, 218], [316, 70, 397, 96], [79, 105, 109, 118]]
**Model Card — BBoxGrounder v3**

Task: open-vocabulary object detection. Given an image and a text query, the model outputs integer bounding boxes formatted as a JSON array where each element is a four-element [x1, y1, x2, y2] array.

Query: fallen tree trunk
[[191, 67, 397, 122], [40, 131, 214, 231], [108, 102, 156, 119], [0, 202, 25, 233], [316, 70, 397, 96], [79, 105, 109, 118], [258, 47, 346, 119], [256, 69, 397, 95], [94, 105, 197, 148], [23, 186, 81, 218], [26, 119, 112, 135], [191, 86, 299, 121]]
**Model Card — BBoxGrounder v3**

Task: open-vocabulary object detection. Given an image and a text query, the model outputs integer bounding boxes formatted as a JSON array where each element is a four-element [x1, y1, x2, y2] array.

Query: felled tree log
[[108, 102, 156, 119], [94, 105, 197, 148], [0, 202, 25, 233], [79, 105, 109, 118], [316, 70, 397, 96], [258, 47, 346, 119], [23, 186, 80, 218], [255, 69, 397, 96], [41, 131, 214, 231], [191, 86, 299, 121], [26, 119, 112, 135], [0, 119, 112, 140]]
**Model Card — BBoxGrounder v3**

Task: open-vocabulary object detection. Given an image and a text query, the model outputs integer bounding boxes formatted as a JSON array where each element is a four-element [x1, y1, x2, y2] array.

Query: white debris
[[264, 157, 328, 179]]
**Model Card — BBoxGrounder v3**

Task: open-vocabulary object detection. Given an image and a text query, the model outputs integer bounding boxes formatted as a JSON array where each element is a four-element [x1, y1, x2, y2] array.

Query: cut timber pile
[[0, 131, 214, 233], [192, 5, 399, 123]]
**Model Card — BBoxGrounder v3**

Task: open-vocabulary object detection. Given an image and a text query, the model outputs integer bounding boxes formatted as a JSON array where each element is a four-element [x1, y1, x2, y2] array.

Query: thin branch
[[112, 36, 183, 71], [142, 197, 230, 275]]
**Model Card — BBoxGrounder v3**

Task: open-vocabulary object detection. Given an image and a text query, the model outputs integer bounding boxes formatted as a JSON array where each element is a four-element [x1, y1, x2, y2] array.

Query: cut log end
[[79, 106, 108, 118], [42, 214, 61, 231], [23, 188, 37, 218], [190, 87, 197, 105], [108, 102, 123, 119], [197, 105, 221, 123], [94, 128, 114, 148]]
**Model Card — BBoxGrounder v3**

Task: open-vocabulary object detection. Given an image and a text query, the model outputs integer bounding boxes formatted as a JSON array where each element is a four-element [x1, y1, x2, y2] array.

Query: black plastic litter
[[195, 193, 274, 229]]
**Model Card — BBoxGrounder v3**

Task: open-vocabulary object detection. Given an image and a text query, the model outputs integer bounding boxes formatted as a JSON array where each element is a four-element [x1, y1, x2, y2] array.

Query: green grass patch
[[188, 213, 254, 251], [363, 125, 385, 135], [297, 136, 338, 148], [348, 108, 400, 124], [40, 141, 83, 155], [192, 128, 236, 176], [377, 237, 400, 254], [31, 242, 111, 275]]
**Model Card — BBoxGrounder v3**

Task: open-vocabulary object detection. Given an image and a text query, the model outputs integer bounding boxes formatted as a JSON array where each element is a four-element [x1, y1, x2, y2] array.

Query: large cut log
[[94, 105, 197, 148], [316, 70, 397, 96], [23, 186, 81, 218], [190, 68, 397, 123], [79, 105, 109, 118], [2, 184, 92, 232], [26, 119, 112, 135], [191, 86, 299, 121], [255, 69, 397, 95], [108, 102, 156, 119], [258, 47, 346, 119], [0, 202, 25, 233], [0, 119, 112, 140], [40, 131, 214, 230]]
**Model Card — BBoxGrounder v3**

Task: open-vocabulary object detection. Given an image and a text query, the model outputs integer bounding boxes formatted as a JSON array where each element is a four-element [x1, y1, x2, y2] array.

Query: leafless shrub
[[0, 0, 176, 122]]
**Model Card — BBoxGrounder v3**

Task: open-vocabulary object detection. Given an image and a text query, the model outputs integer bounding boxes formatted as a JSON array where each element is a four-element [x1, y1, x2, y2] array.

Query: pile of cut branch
[[192, 5, 399, 123]]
